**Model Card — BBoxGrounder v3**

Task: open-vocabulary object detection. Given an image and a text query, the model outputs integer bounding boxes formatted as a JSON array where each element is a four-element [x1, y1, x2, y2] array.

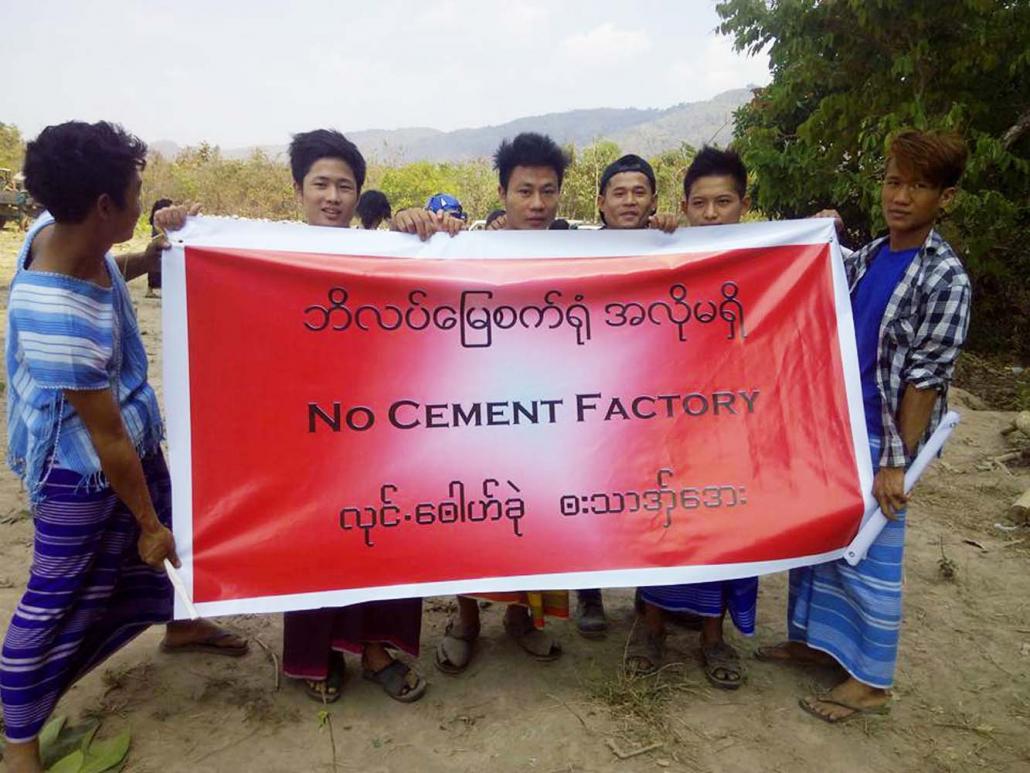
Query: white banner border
[[163, 216, 872, 619]]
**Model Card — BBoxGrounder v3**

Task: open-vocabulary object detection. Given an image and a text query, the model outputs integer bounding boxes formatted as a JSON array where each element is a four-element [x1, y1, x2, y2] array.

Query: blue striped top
[[5, 213, 163, 502]]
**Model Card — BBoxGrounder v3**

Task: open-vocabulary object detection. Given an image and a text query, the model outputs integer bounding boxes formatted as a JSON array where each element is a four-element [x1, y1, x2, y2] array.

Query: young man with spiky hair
[[680, 145, 751, 227], [627, 146, 757, 689], [1, 122, 247, 773], [492, 132, 569, 230], [157, 129, 432, 705], [760, 130, 971, 723], [434, 132, 571, 674]]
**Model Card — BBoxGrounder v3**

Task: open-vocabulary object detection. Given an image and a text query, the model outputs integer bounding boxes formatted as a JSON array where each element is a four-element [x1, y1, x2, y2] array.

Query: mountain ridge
[[149, 87, 755, 164]]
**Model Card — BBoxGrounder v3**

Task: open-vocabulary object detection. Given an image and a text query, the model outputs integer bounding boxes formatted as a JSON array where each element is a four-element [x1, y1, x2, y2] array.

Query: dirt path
[[0, 227, 1028, 772]]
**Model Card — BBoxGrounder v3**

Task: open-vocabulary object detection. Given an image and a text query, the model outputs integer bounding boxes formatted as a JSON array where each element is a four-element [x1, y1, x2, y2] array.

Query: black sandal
[[302, 652, 345, 703], [702, 640, 745, 689], [624, 626, 666, 676], [363, 659, 427, 703]]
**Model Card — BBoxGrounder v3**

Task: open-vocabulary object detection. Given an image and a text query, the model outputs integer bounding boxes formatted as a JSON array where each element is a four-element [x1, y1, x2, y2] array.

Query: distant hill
[[150, 87, 755, 164]]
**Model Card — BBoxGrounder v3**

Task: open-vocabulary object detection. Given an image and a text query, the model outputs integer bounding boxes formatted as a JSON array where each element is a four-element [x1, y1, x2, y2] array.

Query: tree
[[561, 140, 623, 221], [650, 142, 696, 218], [717, 0, 1030, 355], [0, 123, 25, 171]]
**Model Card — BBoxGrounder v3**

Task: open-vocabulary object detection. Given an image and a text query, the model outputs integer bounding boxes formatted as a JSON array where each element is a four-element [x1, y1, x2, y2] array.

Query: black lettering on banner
[[339, 479, 526, 546], [452, 403, 482, 427], [303, 281, 747, 348], [345, 406, 375, 432], [486, 402, 509, 426], [425, 403, 448, 428], [738, 389, 761, 412], [389, 400, 420, 429], [309, 402, 341, 432], [559, 470, 748, 529], [576, 393, 601, 422]]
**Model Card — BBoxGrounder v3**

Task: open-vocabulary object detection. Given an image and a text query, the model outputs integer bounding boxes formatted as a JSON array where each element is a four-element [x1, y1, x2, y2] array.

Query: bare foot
[[4, 739, 43, 773], [755, 640, 837, 666], [362, 642, 394, 673], [800, 677, 891, 723]]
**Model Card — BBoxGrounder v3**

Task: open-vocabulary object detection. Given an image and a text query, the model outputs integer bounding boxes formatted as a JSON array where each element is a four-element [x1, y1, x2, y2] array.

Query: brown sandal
[[702, 640, 744, 689], [434, 619, 479, 675], [503, 610, 561, 661]]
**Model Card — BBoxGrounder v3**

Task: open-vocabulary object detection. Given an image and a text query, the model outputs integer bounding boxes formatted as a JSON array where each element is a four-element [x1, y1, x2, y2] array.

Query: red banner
[[163, 218, 872, 618]]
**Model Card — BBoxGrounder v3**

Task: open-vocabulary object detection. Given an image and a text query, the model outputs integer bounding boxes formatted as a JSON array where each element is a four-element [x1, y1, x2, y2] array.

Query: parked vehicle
[[0, 169, 40, 230]]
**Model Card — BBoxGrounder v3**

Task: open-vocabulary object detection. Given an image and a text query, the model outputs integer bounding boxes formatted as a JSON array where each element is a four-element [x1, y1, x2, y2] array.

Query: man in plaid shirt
[[759, 130, 972, 722]]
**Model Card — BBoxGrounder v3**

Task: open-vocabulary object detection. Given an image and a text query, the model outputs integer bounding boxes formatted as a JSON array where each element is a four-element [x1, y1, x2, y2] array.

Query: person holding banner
[[759, 130, 971, 723], [596, 154, 679, 232], [1, 122, 247, 773], [156, 129, 453, 704], [435, 132, 572, 673], [571, 154, 680, 639], [629, 147, 758, 689]]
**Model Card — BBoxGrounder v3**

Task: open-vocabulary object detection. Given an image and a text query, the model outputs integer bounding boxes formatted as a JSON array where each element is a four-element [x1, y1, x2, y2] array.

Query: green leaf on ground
[[40, 719, 99, 769], [80, 730, 130, 773], [47, 749, 84, 773], [38, 715, 67, 752]]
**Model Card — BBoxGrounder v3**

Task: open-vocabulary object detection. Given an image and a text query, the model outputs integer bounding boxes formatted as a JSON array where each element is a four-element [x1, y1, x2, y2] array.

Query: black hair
[[549, 218, 571, 230], [493, 132, 569, 190], [485, 208, 506, 227], [150, 197, 173, 236], [23, 121, 147, 223], [288, 129, 366, 190], [683, 146, 748, 199], [356, 190, 391, 229], [600, 154, 656, 194]]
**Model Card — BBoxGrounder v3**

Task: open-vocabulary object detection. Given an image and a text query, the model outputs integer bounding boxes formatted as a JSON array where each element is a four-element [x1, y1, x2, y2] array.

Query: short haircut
[[600, 154, 656, 194], [887, 129, 968, 188], [23, 121, 147, 223], [149, 197, 173, 226], [150, 197, 173, 236], [683, 145, 748, 199], [289, 129, 366, 190], [485, 208, 506, 227], [356, 190, 391, 229], [493, 132, 569, 190]]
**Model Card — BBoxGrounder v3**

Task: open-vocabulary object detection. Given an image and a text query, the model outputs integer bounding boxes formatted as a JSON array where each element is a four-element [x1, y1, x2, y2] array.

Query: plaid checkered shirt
[[844, 228, 971, 468]]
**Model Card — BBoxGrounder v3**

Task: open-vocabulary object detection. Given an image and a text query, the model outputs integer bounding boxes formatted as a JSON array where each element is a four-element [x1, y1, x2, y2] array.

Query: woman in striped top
[[1, 122, 245, 773]]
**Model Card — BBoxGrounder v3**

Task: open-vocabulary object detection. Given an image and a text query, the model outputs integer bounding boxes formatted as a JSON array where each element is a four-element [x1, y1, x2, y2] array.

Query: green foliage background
[[138, 140, 695, 227], [716, 0, 1030, 357], [0, 123, 25, 171]]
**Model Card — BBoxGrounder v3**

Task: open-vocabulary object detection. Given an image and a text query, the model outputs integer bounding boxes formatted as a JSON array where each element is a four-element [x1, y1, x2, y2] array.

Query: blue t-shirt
[[5, 213, 164, 502], [851, 243, 919, 442]]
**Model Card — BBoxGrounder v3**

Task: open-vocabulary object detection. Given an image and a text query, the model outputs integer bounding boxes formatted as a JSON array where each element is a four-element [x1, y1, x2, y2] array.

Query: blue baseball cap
[[425, 192, 467, 220]]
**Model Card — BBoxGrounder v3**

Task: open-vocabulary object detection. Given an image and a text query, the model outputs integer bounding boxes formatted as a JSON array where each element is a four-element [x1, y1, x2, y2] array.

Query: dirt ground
[[0, 226, 1028, 773]]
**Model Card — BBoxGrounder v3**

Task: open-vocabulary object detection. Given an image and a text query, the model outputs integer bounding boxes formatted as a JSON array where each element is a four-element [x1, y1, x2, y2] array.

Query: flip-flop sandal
[[303, 653, 346, 704], [798, 695, 891, 724], [363, 660, 427, 703], [624, 628, 666, 676], [160, 630, 249, 658], [504, 613, 562, 661], [434, 619, 479, 675], [702, 640, 745, 689]]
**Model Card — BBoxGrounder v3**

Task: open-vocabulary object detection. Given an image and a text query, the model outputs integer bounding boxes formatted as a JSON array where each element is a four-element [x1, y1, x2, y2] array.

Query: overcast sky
[[3, 0, 770, 148]]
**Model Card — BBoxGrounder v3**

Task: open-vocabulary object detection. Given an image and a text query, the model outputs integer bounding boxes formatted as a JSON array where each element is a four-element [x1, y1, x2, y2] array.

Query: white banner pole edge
[[843, 410, 961, 565]]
